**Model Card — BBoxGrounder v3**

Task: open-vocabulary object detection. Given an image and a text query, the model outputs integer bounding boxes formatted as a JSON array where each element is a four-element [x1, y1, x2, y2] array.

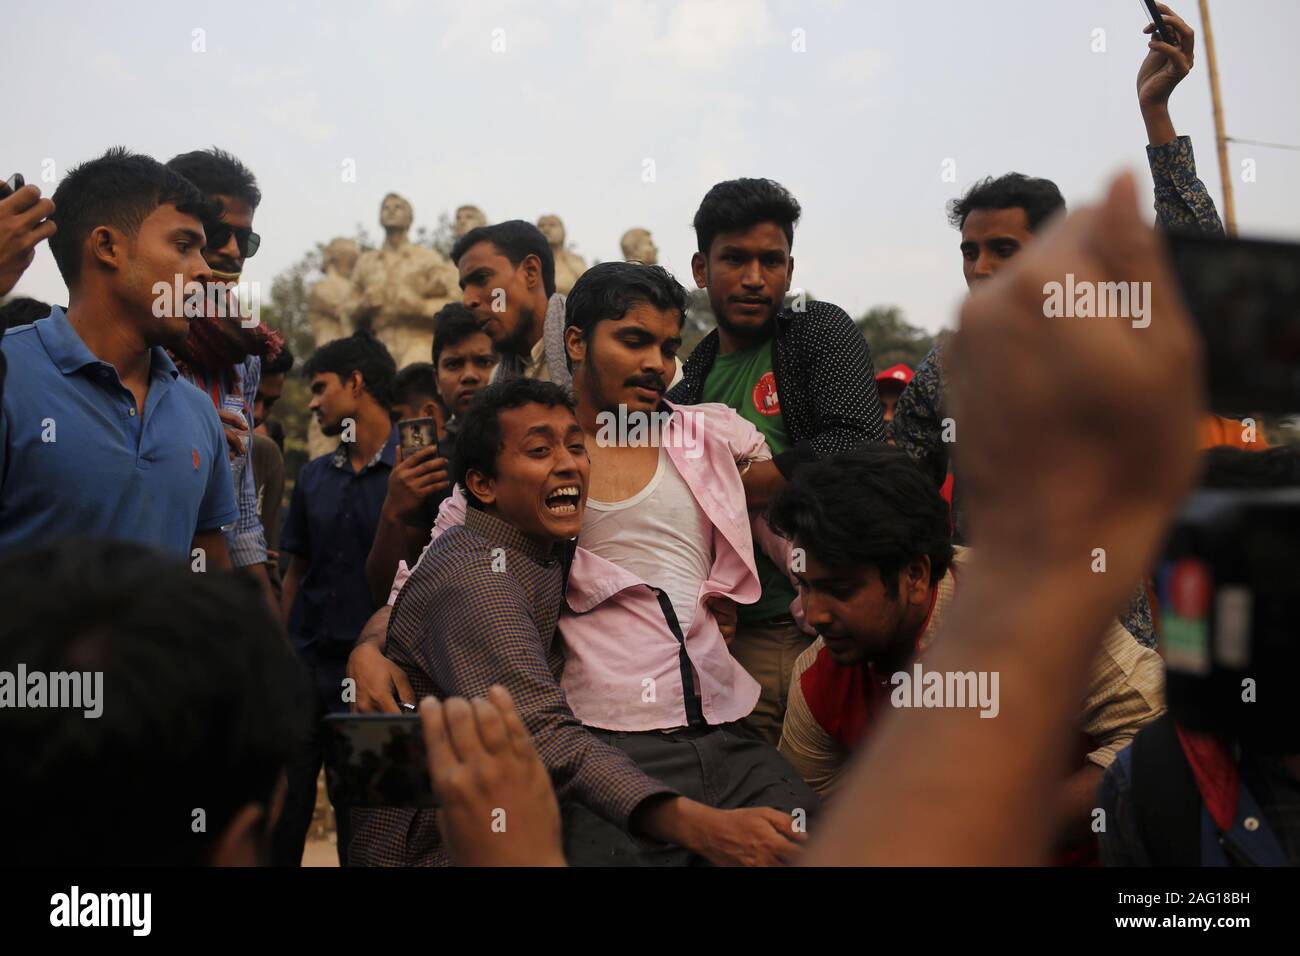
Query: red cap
[[876, 363, 913, 386]]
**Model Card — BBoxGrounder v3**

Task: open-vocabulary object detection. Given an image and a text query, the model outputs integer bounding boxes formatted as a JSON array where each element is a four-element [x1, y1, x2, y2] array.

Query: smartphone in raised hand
[[1138, 0, 1176, 46], [0, 173, 25, 200]]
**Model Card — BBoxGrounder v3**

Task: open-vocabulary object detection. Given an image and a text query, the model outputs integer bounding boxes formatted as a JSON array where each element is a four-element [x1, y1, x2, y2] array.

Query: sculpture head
[[455, 205, 488, 238], [379, 193, 413, 232], [537, 214, 566, 249], [620, 227, 658, 265], [324, 238, 359, 278]]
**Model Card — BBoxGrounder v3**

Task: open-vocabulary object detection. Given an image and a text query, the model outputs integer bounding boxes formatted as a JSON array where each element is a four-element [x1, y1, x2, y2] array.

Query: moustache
[[625, 374, 667, 393]]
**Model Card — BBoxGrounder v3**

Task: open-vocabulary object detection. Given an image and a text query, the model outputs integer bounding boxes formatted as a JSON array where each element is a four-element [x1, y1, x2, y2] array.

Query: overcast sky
[[7, 0, 1299, 333]]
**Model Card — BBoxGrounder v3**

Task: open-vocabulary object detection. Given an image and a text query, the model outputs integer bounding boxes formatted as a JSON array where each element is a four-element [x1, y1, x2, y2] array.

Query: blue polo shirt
[[0, 307, 238, 558], [281, 430, 398, 672]]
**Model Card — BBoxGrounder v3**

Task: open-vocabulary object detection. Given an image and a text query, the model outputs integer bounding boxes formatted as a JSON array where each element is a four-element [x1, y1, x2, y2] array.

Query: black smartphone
[[1, 173, 24, 199], [1165, 233, 1300, 416], [1138, 0, 1175, 46], [321, 714, 436, 809]]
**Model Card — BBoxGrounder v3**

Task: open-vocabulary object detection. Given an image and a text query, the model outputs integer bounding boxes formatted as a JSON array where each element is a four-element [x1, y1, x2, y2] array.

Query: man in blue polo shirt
[[0, 148, 236, 562], [274, 329, 399, 866]]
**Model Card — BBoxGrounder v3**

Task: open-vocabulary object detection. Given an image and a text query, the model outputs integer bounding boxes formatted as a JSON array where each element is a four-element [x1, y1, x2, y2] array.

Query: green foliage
[[428, 211, 456, 258], [855, 305, 937, 369]]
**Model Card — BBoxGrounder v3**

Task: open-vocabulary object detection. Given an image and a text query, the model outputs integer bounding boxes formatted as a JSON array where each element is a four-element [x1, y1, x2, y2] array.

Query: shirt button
[[1244, 816, 1260, 832], [129, 407, 137, 416]]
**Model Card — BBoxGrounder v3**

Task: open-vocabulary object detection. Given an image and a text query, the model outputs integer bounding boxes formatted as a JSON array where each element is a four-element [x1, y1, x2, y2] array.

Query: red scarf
[[169, 279, 284, 377]]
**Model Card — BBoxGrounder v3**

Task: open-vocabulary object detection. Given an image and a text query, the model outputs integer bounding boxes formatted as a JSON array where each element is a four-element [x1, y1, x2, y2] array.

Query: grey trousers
[[561, 723, 819, 866]]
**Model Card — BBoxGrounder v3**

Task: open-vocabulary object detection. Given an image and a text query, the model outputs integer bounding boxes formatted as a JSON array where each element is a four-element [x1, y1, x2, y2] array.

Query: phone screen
[[322, 714, 436, 808], [1165, 233, 1300, 416]]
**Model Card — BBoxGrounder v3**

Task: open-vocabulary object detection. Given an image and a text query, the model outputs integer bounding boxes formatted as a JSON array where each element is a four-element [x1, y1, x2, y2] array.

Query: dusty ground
[[301, 769, 340, 867]]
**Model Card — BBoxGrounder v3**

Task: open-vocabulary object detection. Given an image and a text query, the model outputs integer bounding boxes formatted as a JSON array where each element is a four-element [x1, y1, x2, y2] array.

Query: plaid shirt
[[179, 355, 267, 568], [349, 508, 677, 866], [668, 300, 886, 478]]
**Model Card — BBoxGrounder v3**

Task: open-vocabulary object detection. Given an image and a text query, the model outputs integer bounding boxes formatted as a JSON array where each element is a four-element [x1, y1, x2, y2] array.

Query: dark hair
[[432, 302, 488, 365], [450, 220, 556, 298], [166, 147, 262, 210], [947, 172, 1065, 232], [693, 177, 801, 256], [564, 261, 687, 343], [302, 330, 397, 408], [48, 147, 209, 287], [261, 343, 294, 377], [393, 362, 438, 408], [768, 445, 954, 593], [0, 538, 310, 865], [454, 378, 577, 510], [1198, 445, 1300, 490], [0, 297, 51, 330]]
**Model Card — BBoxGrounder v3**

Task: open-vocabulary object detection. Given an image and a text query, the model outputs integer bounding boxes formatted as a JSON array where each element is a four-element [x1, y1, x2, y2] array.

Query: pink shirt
[[389, 401, 768, 730]]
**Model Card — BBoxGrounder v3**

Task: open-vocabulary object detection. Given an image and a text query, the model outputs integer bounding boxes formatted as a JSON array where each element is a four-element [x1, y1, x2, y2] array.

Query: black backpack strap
[[1130, 713, 1203, 866]]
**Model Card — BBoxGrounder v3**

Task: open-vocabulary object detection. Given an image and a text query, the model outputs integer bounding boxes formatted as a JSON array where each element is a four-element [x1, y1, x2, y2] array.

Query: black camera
[[1158, 232, 1300, 752]]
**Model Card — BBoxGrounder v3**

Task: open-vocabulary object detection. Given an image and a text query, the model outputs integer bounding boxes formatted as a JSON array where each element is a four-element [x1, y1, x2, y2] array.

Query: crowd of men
[[1, 6, 1296, 867]]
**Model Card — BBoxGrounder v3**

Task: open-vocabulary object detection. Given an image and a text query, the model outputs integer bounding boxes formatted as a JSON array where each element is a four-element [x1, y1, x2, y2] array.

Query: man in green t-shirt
[[669, 178, 887, 744]]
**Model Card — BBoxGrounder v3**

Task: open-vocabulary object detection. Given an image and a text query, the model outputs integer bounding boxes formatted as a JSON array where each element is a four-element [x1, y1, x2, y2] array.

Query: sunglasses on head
[[204, 220, 261, 259]]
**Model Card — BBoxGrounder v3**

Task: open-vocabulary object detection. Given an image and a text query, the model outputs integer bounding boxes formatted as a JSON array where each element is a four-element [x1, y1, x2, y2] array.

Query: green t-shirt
[[700, 339, 797, 623]]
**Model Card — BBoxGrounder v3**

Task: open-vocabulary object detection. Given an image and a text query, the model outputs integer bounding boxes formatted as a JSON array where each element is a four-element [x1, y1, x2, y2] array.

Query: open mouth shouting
[[544, 483, 582, 516]]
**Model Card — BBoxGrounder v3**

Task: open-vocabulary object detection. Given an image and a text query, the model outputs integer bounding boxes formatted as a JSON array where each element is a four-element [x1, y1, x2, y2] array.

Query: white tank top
[[581, 448, 714, 634]]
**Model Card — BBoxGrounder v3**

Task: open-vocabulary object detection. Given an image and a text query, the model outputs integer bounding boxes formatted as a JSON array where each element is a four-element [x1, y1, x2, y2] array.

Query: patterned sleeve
[[1147, 135, 1225, 236], [774, 303, 886, 477], [892, 341, 950, 488], [224, 357, 268, 567], [1080, 622, 1166, 769], [410, 568, 677, 827]]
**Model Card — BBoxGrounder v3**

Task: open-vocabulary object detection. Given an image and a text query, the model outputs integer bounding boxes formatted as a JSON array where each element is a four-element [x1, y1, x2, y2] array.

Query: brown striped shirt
[[349, 507, 676, 866]]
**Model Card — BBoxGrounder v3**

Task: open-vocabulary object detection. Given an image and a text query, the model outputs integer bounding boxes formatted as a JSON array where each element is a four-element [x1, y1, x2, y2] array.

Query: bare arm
[[740, 458, 786, 513], [366, 445, 448, 605], [191, 530, 232, 572], [347, 605, 415, 714], [365, 511, 427, 607]]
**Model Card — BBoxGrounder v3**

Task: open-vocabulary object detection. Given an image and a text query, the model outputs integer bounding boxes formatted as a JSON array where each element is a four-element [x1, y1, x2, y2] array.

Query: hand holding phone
[[423, 687, 565, 866], [0, 173, 56, 298], [1, 173, 25, 200], [1136, 3, 1196, 123], [1138, 0, 1176, 46], [323, 713, 436, 808]]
